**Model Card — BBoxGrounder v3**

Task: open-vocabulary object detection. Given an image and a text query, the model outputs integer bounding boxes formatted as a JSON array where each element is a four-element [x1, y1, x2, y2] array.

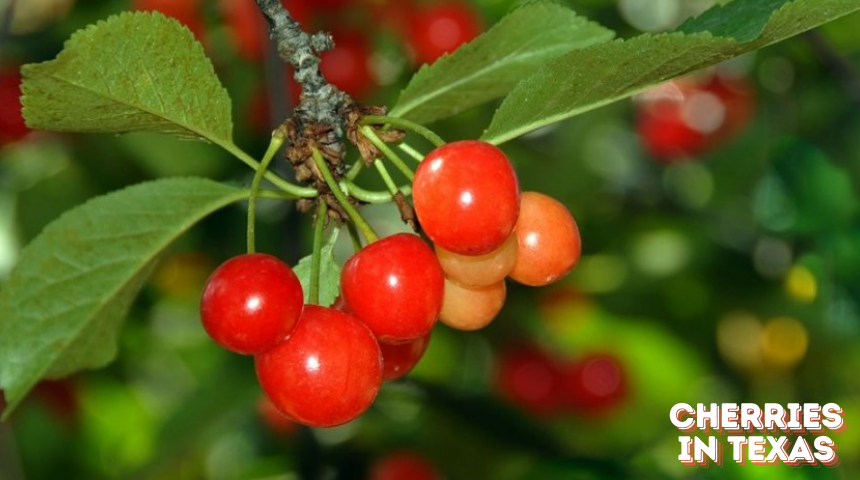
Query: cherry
[[220, 0, 268, 61], [635, 75, 755, 161], [257, 395, 298, 436], [435, 233, 517, 288], [379, 333, 431, 381], [0, 69, 28, 145], [200, 253, 303, 355], [509, 192, 581, 287], [341, 233, 444, 343], [132, 0, 205, 41], [320, 30, 375, 100], [370, 450, 441, 480], [255, 305, 382, 427], [495, 344, 565, 417], [562, 353, 627, 414], [413, 141, 520, 256], [439, 278, 506, 331], [407, 2, 482, 65]]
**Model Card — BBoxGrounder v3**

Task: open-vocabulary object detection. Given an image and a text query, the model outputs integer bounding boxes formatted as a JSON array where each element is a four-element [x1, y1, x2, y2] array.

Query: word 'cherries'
[[341, 233, 444, 343], [413, 140, 520, 256], [200, 253, 303, 355], [255, 305, 382, 428], [509, 192, 581, 287]]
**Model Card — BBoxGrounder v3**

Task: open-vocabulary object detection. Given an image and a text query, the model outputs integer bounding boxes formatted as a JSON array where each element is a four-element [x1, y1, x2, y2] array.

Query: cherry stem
[[398, 142, 425, 162], [345, 181, 412, 203], [311, 147, 379, 243], [373, 159, 399, 195], [224, 142, 317, 198], [345, 222, 363, 253], [247, 132, 286, 254], [360, 126, 414, 181], [361, 115, 445, 147], [345, 159, 364, 181], [309, 200, 327, 305]]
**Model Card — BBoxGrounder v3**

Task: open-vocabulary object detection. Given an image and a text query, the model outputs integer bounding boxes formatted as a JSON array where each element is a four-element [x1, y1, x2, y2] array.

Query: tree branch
[[253, 0, 350, 155]]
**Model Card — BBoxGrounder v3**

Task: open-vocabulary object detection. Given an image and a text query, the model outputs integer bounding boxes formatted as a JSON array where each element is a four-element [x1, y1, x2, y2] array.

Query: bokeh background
[[2, 0, 860, 478]]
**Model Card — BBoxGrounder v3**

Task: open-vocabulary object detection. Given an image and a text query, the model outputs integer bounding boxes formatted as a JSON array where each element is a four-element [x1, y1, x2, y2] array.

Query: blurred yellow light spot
[[786, 265, 817, 303], [761, 317, 808, 369], [716, 311, 763, 370]]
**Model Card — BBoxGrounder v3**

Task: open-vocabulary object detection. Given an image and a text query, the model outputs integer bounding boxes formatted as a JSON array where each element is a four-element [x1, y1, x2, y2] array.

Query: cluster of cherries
[[635, 71, 754, 162], [496, 344, 627, 417], [200, 140, 581, 428]]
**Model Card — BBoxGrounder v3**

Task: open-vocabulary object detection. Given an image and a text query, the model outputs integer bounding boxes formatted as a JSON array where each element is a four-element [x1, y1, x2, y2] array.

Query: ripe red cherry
[[509, 192, 581, 287], [379, 333, 431, 381], [370, 451, 441, 480], [133, 0, 205, 41], [439, 278, 506, 331], [341, 233, 444, 343], [255, 305, 382, 427], [413, 141, 520, 256], [407, 2, 482, 65], [562, 353, 627, 414], [321, 30, 374, 99], [200, 253, 303, 355], [495, 344, 565, 417], [0, 70, 28, 145]]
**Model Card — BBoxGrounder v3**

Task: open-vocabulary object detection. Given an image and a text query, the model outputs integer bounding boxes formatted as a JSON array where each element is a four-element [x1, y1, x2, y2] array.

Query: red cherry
[[495, 344, 565, 417], [0, 70, 28, 145], [200, 253, 304, 355], [413, 141, 520, 256], [220, 0, 268, 61], [281, 0, 312, 25], [341, 233, 444, 343], [379, 333, 431, 381], [407, 2, 482, 65], [321, 30, 374, 99], [255, 305, 382, 427], [257, 395, 298, 436], [509, 192, 581, 287], [132, 0, 206, 41], [562, 353, 627, 414], [370, 450, 441, 480], [31, 379, 79, 425]]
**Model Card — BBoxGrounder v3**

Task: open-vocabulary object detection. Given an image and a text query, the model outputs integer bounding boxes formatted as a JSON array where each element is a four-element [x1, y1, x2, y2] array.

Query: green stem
[[345, 222, 363, 253], [256, 189, 304, 199], [361, 126, 414, 181], [311, 147, 379, 243], [223, 141, 318, 198], [373, 159, 399, 195], [398, 142, 425, 162], [345, 181, 412, 203], [361, 115, 445, 147], [247, 134, 286, 253], [309, 201, 327, 305], [346, 160, 364, 181]]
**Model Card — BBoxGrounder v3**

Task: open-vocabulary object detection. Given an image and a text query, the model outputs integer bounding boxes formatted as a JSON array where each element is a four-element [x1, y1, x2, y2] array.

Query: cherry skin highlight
[[379, 333, 431, 381], [413, 141, 520, 256], [200, 253, 304, 355], [439, 278, 506, 331], [341, 233, 444, 343], [255, 305, 383, 428], [435, 233, 517, 287], [509, 192, 581, 287]]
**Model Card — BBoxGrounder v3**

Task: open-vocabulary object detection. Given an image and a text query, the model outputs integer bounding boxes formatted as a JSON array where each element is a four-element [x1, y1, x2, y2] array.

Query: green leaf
[[677, 0, 792, 41], [481, 0, 860, 145], [0, 178, 247, 418], [21, 11, 233, 146], [293, 228, 341, 307], [389, 1, 614, 124]]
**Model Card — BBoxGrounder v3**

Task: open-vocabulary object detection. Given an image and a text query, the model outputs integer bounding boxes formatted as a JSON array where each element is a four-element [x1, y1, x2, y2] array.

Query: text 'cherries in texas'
[[200, 253, 304, 355], [255, 305, 382, 428], [341, 233, 444, 343], [413, 140, 520, 256]]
